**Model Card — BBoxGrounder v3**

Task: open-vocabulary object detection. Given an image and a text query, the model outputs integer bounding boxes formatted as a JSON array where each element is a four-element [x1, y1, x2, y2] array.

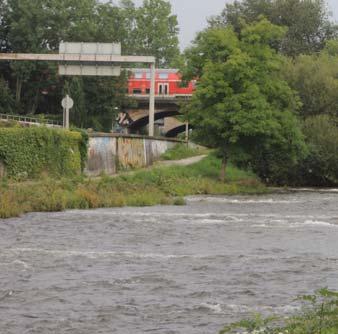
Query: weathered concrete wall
[[86, 136, 117, 176], [117, 137, 146, 170], [85, 133, 179, 176]]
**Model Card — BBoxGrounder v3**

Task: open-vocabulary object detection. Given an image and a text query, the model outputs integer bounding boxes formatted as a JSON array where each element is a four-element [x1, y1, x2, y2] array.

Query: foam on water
[[199, 303, 223, 314], [301, 220, 337, 227], [8, 248, 208, 260], [186, 197, 302, 204]]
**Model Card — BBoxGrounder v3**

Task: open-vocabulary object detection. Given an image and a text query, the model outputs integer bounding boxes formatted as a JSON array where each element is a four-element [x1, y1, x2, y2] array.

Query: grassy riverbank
[[219, 289, 338, 334], [0, 154, 266, 219]]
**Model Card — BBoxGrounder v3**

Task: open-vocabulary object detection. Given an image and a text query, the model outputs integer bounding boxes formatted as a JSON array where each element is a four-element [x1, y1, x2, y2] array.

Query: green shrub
[[296, 115, 338, 186], [173, 197, 186, 205], [0, 127, 86, 179]]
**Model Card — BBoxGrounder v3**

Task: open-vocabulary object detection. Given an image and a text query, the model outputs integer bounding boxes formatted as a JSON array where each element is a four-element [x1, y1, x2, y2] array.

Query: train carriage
[[128, 68, 195, 97]]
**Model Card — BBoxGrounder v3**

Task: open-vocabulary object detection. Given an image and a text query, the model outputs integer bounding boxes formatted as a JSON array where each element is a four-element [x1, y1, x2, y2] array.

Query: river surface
[[1, 191, 338, 334]]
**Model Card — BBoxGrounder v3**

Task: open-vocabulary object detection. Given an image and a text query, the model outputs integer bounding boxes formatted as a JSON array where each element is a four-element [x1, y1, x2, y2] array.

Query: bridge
[[119, 93, 192, 137], [164, 117, 190, 138]]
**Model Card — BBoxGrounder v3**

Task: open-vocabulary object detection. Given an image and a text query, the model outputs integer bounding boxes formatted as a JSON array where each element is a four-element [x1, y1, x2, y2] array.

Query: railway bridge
[[118, 94, 192, 137], [118, 68, 194, 137]]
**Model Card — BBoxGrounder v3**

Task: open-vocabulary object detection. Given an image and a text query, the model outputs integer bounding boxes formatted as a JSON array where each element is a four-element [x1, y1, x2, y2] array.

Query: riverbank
[[219, 289, 338, 334], [0, 154, 266, 218]]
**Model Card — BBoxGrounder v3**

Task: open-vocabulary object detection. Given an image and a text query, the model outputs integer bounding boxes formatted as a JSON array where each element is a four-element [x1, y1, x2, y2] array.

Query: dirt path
[[155, 155, 207, 167]]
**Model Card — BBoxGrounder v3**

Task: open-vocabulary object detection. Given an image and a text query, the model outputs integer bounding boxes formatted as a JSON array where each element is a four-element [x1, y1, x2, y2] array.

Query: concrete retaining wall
[[85, 134, 180, 176]]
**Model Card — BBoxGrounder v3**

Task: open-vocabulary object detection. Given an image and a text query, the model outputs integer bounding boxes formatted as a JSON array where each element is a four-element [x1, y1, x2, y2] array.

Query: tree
[[133, 0, 180, 67], [283, 45, 338, 118], [209, 0, 338, 57], [185, 19, 306, 182], [2, 0, 99, 112]]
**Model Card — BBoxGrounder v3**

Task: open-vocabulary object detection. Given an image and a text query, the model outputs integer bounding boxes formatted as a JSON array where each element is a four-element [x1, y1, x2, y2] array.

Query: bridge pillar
[[149, 63, 156, 137]]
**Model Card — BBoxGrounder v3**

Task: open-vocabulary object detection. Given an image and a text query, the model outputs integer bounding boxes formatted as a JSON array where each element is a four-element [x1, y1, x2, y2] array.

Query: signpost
[[0, 43, 156, 136], [58, 42, 121, 77], [61, 95, 74, 129]]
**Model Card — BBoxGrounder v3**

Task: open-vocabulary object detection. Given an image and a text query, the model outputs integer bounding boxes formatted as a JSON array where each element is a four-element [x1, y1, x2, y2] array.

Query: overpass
[[119, 93, 192, 137]]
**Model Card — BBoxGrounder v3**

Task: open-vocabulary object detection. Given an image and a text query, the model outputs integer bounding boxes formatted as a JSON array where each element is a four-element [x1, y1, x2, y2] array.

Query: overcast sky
[[151, 0, 338, 50]]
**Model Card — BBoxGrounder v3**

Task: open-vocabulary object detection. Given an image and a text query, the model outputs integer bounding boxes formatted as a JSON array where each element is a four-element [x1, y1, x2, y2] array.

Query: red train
[[128, 68, 195, 97]]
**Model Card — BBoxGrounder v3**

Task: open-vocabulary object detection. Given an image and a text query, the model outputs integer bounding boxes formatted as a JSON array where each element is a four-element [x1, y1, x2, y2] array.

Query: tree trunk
[[219, 156, 227, 182], [31, 88, 40, 114], [16, 76, 22, 103]]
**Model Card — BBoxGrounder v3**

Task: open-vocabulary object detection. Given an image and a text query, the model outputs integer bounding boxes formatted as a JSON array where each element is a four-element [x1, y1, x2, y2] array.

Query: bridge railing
[[0, 113, 62, 127]]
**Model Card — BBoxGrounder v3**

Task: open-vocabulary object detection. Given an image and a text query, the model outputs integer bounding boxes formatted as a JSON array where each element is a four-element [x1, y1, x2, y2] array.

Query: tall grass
[[0, 154, 265, 219]]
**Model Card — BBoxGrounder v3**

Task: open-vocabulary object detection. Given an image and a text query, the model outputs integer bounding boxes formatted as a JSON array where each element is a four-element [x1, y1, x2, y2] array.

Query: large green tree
[[210, 0, 338, 57], [186, 19, 306, 182]]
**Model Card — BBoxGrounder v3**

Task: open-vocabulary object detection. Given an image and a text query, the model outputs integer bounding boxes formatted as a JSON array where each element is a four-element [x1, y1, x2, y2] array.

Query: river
[[1, 191, 338, 334]]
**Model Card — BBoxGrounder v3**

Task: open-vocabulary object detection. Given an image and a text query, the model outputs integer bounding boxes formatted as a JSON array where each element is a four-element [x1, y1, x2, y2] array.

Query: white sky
[[132, 0, 338, 50]]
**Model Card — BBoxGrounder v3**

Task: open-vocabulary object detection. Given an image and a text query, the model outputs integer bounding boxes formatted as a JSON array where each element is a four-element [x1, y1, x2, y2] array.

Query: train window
[[146, 88, 150, 94], [133, 88, 142, 94], [134, 72, 143, 79], [158, 73, 169, 79]]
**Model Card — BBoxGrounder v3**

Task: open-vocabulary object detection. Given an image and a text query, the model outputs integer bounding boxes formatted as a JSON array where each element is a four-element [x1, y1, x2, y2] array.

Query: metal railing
[[0, 113, 62, 127]]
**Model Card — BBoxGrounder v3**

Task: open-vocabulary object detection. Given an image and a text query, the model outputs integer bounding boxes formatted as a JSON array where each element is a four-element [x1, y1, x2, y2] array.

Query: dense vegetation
[[0, 126, 86, 179], [219, 289, 338, 334], [0, 154, 265, 218], [0, 0, 181, 131], [183, 0, 338, 186]]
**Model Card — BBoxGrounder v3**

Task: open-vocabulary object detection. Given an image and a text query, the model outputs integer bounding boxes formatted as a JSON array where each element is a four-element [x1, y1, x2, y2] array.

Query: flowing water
[[1, 191, 338, 334]]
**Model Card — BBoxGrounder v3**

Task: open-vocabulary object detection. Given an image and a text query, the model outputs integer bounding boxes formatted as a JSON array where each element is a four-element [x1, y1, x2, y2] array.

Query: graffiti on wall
[[86, 137, 117, 176], [86, 135, 180, 176]]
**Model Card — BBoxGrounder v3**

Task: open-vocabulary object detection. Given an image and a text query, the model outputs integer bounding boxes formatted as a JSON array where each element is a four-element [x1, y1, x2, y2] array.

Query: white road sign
[[61, 95, 74, 109]]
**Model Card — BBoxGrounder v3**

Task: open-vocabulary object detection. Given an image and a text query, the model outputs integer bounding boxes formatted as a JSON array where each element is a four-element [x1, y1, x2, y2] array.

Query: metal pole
[[63, 107, 70, 129], [65, 107, 69, 129], [149, 62, 156, 137]]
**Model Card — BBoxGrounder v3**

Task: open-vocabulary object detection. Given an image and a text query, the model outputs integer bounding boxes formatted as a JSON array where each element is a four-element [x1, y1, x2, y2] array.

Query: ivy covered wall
[[0, 127, 86, 179]]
